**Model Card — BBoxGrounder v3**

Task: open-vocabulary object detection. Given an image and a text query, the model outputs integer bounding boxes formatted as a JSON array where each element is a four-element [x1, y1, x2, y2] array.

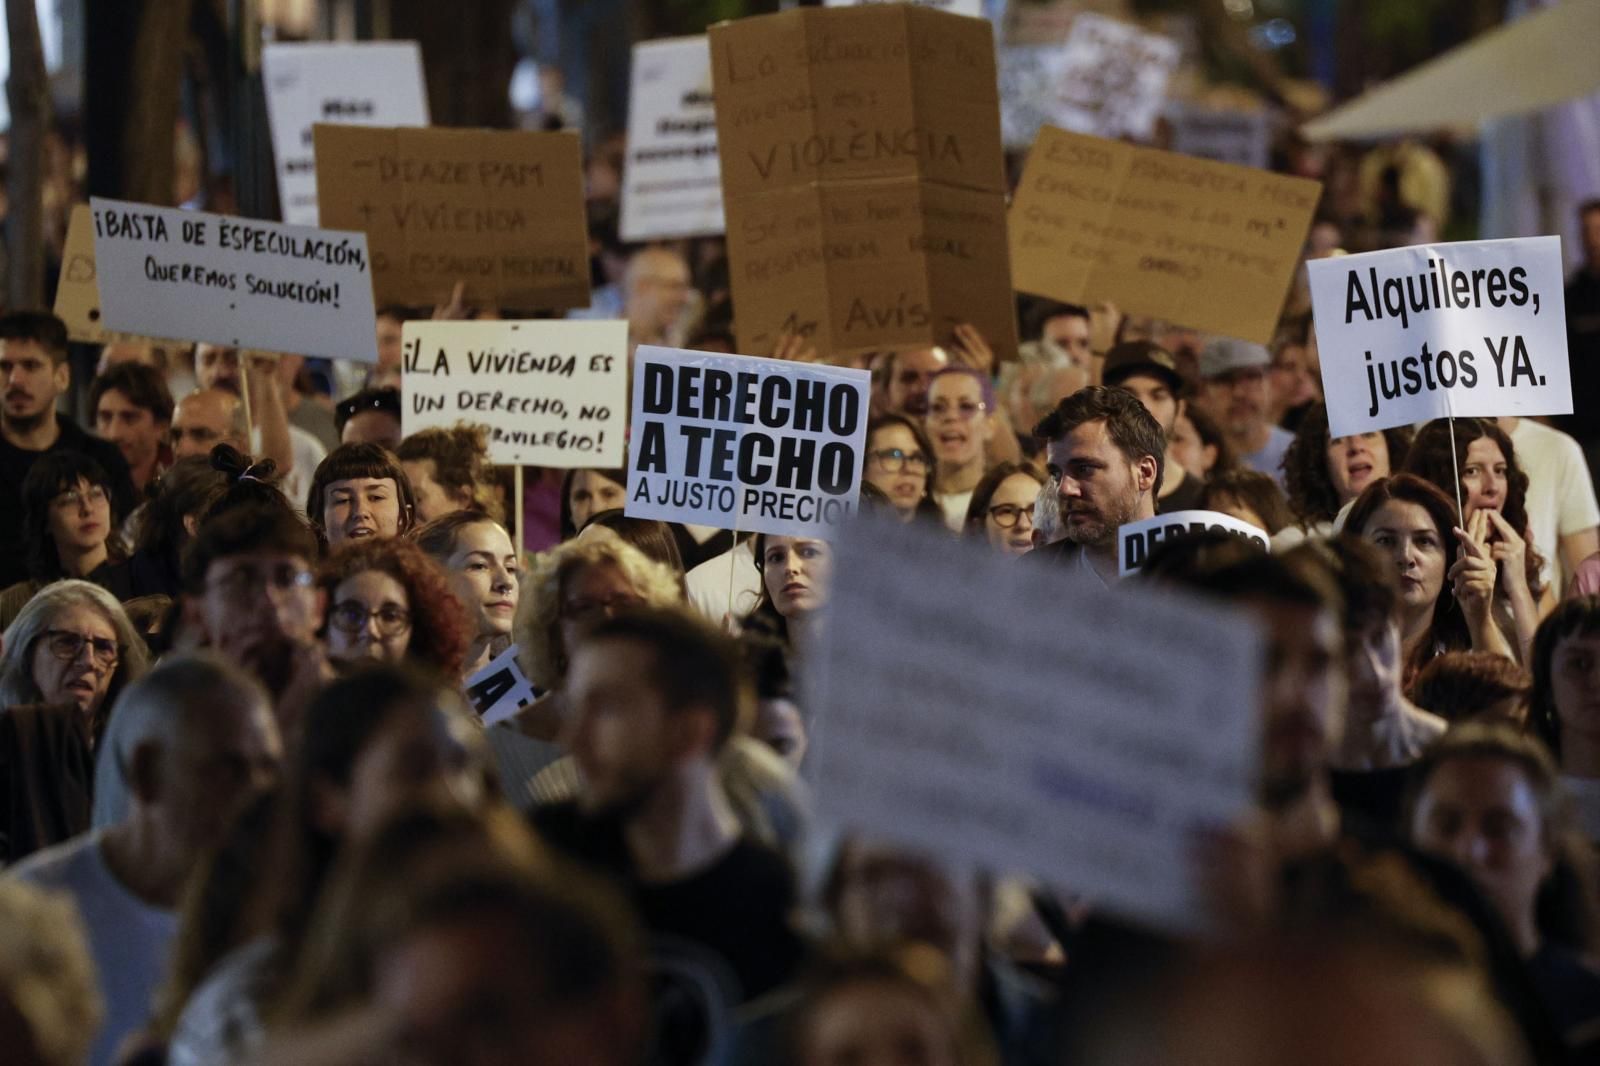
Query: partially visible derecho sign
[[811, 514, 1264, 934], [1118, 510, 1270, 577], [261, 42, 429, 225], [1010, 126, 1322, 344], [314, 125, 591, 311], [625, 345, 872, 538], [89, 198, 379, 361], [1308, 236, 1572, 438], [710, 5, 1018, 363]]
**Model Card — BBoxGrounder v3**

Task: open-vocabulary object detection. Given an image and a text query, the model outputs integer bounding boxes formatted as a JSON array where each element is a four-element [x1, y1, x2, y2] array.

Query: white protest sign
[[620, 37, 725, 242], [1308, 236, 1571, 438], [998, 46, 1059, 151], [89, 198, 379, 361], [1166, 103, 1272, 170], [625, 345, 871, 539], [1118, 510, 1270, 577], [810, 513, 1263, 935], [1053, 13, 1178, 140], [465, 644, 538, 726], [401, 320, 627, 468], [262, 42, 429, 225], [823, 0, 985, 16]]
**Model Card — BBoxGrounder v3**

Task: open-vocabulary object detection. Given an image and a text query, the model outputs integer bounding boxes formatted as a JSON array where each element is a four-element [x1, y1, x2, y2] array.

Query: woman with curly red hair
[[315, 537, 470, 679]]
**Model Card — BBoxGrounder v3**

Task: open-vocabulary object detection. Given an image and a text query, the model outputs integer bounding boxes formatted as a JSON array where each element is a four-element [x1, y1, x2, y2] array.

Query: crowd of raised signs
[[6, 29, 1600, 1066]]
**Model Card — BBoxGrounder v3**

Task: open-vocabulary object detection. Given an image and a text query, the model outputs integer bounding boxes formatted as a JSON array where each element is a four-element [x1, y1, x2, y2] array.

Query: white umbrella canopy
[[1300, 1, 1600, 141]]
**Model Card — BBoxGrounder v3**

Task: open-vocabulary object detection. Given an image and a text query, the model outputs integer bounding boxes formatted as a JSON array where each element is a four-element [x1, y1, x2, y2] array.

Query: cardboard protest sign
[[823, 0, 985, 17], [1010, 127, 1321, 344], [810, 513, 1263, 934], [625, 345, 871, 538], [1050, 13, 1177, 140], [262, 42, 429, 225], [88, 198, 379, 362], [710, 6, 1017, 363], [401, 320, 627, 468], [55, 204, 184, 347], [315, 125, 590, 311], [465, 644, 538, 726], [1307, 236, 1571, 438], [1166, 103, 1272, 171], [1118, 510, 1269, 577], [620, 37, 724, 242]]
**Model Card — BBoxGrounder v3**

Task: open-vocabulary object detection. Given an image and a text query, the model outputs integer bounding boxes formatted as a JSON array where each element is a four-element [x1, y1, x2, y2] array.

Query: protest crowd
[[4, 3, 1600, 1066]]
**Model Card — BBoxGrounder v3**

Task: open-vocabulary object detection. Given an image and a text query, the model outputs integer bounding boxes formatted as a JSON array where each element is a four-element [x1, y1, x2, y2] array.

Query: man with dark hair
[[0, 312, 136, 588], [1031, 385, 1163, 582], [1102, 341, 1206, 513], [90, 362, 173, 495], [181, 502, 330, 727], [535, 607, 803, 1011], [1028, 300, 1093, 367]]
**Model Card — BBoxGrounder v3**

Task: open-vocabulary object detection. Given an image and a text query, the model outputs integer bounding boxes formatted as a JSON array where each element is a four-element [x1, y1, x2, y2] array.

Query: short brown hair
[[306, 443, 417, 540], [584, 607, 747, 749], [1033, 385, 1165, 492], [1409, 651, 1530, 724]]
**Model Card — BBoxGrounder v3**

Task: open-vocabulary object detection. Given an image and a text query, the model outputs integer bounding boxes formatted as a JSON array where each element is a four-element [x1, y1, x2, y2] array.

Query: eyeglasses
[[928, 400, 986, 420], [867, 448, 930, 474], [329, 600, 412, 637], [52, 485, 109, 510], [987, 503, 1034, 529], [41, 629, 120, 666], [561, 595, 644, 625], [208, 564, 315, 603]]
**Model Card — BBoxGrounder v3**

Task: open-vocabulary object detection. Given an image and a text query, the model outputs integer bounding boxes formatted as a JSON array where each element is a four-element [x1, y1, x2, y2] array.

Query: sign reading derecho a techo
[[401, 320, 627, 468], [1308, 236, 1571, 438], [89, 197, 379, 362], [625, 346, 871, 538]]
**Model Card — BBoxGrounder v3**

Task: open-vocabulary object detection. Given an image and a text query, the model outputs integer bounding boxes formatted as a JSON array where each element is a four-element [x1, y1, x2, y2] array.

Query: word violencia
[[1363, 335, 1544, 418], [1344, 258, 1541, 330]]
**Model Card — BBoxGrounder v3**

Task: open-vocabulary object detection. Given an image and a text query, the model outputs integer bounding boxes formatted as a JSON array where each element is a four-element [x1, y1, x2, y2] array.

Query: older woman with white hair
[[0, 579, 150, 863], [0, 579, 149, 743]]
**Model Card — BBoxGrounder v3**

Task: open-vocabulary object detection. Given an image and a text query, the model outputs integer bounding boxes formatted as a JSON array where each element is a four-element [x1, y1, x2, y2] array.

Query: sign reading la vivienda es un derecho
[[88, 197, 379, 362], [625, 346, 871, 538], [1308, 236, 1572, 438], [401, 320, 628, 469]]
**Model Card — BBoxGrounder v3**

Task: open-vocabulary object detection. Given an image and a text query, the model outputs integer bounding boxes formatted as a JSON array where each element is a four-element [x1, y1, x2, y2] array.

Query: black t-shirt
[[1328, 766, 1413, 845], [0, 416, 137, 588], [1157, 471, 1206, 514], [534, 801, 804, 1004], [1559, 269, 1600, 446], [1528, 943, 1600, 1062]]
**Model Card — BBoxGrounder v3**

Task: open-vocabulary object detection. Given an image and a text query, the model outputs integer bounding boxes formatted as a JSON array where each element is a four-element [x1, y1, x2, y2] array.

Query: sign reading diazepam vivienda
[[401, 320, 627, 468], [89, 198, 379, 362], [625, 346, 871, 538], [810, 513, 1263, 935], [1308, 236, 1571, 438]]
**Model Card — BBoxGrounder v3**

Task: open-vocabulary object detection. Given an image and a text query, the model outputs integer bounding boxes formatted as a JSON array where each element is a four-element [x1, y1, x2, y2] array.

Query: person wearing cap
[[1102, 341, 1206, 513], [1196, 338, 1295, 489], [337, 387, 403, 451]]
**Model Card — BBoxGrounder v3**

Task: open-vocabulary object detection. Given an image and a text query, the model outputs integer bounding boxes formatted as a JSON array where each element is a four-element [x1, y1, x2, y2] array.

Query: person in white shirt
[[1501, 416, 1600, 596], [7, 655, 281, 1066]]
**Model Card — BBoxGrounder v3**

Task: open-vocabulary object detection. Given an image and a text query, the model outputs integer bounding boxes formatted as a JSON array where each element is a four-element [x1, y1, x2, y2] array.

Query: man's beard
[[2, 405, 50, 434], [1063, 492, 1139, 551]]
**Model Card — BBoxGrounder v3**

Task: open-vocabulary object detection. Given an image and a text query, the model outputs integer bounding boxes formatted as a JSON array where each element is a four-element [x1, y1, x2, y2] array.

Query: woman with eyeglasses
[[924, 367, 997, 533], [0, 580, 150, 862], [315, 538, 470, 677], [962, 461, 1045, 557], [862, 414, 943, 526], [0, 452, 135, 630]]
